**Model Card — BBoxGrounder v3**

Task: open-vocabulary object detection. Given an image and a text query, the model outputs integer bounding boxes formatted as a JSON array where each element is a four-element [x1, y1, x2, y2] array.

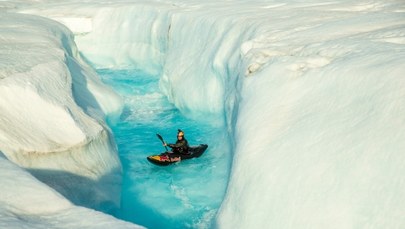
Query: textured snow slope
[[0, 12, 124, 213], [0, 152, 141, 229]]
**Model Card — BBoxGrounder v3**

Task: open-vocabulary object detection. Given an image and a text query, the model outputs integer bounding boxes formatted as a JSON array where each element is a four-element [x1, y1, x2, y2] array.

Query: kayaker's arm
[[168, 141, 187, 149], [167, 143, 176, 148]]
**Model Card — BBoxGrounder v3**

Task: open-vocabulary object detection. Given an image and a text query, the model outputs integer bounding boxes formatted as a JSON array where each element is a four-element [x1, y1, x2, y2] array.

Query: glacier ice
[[0, 12, 124, 214], [0, 152, 142, 229], [1, 0, 405, 228]]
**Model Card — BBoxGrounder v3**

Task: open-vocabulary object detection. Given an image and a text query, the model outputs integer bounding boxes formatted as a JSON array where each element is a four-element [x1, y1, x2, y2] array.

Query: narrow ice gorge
[[2, 0, 405, 228]]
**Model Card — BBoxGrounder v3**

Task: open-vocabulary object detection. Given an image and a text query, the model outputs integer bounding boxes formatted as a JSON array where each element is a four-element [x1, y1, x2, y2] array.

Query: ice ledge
[[0, 152, 142, 229], [0, 12, 124, 213]]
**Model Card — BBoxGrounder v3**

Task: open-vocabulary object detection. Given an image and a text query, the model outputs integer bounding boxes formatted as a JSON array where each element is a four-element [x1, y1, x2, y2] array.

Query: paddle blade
[[156, 133, 164, 142], [157, 133, 169, 151]]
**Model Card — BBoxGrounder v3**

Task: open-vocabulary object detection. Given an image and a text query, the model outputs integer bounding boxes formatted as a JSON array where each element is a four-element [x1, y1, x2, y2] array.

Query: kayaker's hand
[[163, 143, 167, 146]]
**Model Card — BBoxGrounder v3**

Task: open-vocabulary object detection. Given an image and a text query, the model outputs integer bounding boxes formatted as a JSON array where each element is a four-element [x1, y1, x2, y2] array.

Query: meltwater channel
[[97, 69, 231, 229]]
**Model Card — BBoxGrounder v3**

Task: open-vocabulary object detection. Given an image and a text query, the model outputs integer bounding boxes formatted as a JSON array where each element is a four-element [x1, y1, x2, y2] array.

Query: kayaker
[[164, 129, 189, 154]]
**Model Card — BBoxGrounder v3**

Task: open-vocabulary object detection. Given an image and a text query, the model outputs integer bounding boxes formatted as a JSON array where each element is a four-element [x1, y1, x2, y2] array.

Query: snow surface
[[0, 9, 138, 228], [0, 151, 141, 229], [1, 0, 405, 228]]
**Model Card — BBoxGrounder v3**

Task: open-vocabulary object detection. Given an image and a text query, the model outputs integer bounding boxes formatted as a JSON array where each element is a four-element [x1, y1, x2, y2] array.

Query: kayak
[[147, 144, 208, 166]]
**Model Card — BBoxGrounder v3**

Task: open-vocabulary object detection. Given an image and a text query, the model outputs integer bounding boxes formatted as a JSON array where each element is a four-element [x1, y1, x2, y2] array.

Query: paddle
[[156, 133, 169, 151]]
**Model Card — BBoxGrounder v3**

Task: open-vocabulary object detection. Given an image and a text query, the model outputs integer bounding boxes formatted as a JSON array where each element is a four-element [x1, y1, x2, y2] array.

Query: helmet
[[177, 129, 184, 137]]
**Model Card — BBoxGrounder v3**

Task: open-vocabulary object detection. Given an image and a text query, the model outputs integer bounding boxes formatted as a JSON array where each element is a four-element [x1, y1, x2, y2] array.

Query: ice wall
[[216, 3, 405, 228], [0, 152, 142, 229], [0, 12, 124, 213], [10, 0, 405, 228]]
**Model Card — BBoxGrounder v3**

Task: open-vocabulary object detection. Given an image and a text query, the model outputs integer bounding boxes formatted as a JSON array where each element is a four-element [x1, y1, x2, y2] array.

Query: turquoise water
[[97, 69, 230, 229]]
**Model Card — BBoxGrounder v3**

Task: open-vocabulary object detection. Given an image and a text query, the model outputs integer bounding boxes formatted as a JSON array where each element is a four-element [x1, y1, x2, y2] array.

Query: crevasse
[[10, 1, 405, 228]]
